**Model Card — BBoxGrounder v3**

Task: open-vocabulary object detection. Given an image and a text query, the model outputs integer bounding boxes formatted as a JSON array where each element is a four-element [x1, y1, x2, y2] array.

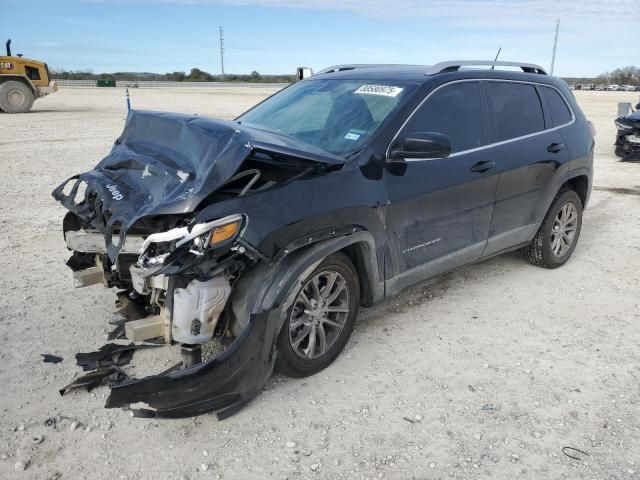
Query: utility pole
[[550, 19, 560, 75], [219, 26, 225, 81]]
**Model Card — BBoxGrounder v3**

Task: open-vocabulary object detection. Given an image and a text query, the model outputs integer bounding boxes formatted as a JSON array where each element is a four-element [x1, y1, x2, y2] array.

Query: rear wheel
[[525, 189, 583, 269], [0, 81, 35, 113], [276, 252, 359, 378]]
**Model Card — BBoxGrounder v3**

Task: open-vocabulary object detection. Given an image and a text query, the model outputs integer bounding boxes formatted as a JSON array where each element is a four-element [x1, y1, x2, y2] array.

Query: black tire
[[275, 252, 360, 378], [0, 80, 35, 113], [525, 189, 583, 269], [615, 146, 625, 158]]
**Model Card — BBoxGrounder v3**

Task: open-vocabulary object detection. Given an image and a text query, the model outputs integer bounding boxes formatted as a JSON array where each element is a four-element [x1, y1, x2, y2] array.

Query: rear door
[[384, 81, 499, 294], [483, 81, 572, 256]]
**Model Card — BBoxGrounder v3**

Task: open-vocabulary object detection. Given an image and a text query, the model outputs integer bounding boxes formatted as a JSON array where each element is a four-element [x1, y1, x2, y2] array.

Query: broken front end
[[52, 110, 345, 418], [60, 209, 281, 418]]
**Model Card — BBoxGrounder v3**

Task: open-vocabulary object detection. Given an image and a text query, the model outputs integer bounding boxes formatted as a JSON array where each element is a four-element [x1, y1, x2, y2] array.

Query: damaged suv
[[53, 61, 594, 418]]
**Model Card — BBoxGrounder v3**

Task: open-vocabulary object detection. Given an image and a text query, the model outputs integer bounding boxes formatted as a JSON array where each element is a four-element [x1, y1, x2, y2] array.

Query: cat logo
[[0, 61, 13, 69]]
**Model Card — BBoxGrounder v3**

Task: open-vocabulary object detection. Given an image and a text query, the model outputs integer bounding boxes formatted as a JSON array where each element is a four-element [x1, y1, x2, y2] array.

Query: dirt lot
[[1, 87, 639, 480]]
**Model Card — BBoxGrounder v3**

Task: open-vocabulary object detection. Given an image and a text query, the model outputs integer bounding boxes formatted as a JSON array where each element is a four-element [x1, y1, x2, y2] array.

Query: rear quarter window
[[486, 82, 545, 142], [538, 86, 573, 127]]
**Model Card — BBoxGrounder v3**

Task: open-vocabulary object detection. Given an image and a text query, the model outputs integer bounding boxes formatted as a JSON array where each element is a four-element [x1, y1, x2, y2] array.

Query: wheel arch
[[534, 168, 591, 230], [229, 231, 383, 337], [0, 74, 36, 94], [562, 173, 590, 208]]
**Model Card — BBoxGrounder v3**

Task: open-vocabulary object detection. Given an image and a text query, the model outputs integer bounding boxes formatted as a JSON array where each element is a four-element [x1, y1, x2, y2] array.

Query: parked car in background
[[52, 60, 596, 418], [621, 85, 637, 92], [606, 84, 622, 91], [615, 99, 640, 161], [594, 85, 605, 91]]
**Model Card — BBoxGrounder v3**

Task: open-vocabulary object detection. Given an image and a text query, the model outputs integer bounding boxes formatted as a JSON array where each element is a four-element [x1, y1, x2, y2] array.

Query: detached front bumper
[[106, 309, 280, 419], [61, 219, 279, 419]]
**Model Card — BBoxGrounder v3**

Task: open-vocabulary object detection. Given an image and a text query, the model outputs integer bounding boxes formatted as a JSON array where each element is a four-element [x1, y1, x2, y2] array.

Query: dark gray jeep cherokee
[[53, 60, 594, 418]]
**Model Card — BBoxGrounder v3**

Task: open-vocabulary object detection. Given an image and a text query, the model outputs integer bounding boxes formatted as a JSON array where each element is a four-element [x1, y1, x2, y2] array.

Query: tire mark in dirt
[[593, 186, 640, 196]]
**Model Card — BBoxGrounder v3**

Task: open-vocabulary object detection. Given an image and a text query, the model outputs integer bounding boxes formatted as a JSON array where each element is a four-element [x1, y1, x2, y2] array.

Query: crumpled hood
[[52, 110, 343, 259]]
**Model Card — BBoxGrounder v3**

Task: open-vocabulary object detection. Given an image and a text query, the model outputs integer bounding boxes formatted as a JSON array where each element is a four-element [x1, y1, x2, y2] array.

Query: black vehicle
[[614, 100, 640, 161], [53, 60, 595, 419]]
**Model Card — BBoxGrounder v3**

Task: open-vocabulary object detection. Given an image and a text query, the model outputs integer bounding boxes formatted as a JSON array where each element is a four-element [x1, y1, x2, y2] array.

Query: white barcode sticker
[[354, 85, 403, 97], [344, 131, 361, 140]]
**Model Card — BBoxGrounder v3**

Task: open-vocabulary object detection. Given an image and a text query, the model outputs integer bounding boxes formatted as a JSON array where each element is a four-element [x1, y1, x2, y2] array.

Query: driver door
[[383, 81, 499, 294]]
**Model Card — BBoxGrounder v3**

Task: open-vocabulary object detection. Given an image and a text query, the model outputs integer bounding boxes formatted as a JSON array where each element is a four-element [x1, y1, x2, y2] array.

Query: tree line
[[564, 66, 640, 86], [51, 67, 295, 83], [52, 65, 639, 86]]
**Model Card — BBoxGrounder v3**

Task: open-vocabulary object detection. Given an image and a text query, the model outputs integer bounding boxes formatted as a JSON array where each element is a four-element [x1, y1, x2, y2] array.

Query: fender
[[0, 74, 36, 94], [532, 166, 592, 231], [231, 230, 384, 336], [568, 166, 593, 207]]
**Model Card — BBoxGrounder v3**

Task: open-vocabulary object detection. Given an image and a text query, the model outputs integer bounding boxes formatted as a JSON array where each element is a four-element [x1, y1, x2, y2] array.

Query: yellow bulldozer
[[0, 39, 57, 113]]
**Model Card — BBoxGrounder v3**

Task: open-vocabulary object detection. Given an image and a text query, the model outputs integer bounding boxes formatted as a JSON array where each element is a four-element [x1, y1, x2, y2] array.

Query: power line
[[219, 26, 225, 81], [550, 19, 560, 75]]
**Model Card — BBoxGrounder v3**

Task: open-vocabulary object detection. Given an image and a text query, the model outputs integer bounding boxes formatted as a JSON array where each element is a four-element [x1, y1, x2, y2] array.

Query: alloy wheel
[[551, 202, 578, 257], [288, 270, 350, 360]]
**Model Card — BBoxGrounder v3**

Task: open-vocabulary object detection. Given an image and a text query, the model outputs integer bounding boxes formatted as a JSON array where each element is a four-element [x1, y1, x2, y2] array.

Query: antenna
[[550, 19, 560, 75], [491, 47, 502, 69], [219, 26, 225, 81]]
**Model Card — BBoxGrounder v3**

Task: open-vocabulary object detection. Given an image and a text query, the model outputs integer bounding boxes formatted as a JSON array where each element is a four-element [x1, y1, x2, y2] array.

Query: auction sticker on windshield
[[354, 85, 403, 97]]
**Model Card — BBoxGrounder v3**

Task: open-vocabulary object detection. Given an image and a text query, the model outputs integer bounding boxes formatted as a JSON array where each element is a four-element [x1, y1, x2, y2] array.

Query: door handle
[[547, 142, 565, 153], [470, 160, 496, 173]]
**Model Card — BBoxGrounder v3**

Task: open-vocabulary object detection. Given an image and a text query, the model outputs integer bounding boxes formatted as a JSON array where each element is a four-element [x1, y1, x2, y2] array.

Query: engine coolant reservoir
[[172, 276, 231, 344]]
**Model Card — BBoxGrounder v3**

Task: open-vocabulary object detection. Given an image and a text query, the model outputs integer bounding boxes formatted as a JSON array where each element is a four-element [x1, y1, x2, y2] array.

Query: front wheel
[[525, 189, 583, 269], [0, 81, 35, 113], [275, 252, 360, 378]]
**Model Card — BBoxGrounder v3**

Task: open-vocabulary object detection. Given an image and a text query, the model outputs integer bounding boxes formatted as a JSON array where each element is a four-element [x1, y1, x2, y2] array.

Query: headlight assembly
[[139, 214, 245, 266]]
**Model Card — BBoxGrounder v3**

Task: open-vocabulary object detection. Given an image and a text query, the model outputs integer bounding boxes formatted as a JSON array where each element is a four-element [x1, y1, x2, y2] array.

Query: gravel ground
[[0, 87, 639, 480]]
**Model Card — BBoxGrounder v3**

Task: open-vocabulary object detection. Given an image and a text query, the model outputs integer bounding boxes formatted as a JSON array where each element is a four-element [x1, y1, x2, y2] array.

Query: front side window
[[237, 79, 414, 156], [486, 82, 545, 142], [538, 86, 573, 127], [400, 81, 485, 154]]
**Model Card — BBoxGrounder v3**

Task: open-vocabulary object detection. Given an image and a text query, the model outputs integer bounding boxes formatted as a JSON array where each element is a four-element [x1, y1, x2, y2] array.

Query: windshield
[[237, 79, 414, 156]]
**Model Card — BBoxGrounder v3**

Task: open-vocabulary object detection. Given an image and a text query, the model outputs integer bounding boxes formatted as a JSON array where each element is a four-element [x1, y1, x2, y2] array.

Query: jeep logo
[[106, 184, 123, 201]]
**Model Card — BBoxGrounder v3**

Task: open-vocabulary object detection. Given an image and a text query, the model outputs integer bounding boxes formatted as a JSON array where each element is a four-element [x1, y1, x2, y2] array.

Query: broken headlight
[[139, 214, 245, 266], [192, 216, 243, 250]]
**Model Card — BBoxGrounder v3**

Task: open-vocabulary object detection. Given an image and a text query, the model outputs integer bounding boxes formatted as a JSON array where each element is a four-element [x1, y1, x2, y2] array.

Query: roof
[[312, 60, 550, 84]]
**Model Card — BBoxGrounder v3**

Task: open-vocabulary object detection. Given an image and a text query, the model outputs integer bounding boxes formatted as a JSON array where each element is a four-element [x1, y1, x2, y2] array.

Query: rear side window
[[538, 86, 573, 127], [486, 82, 545, 142], [403, 82, 484, 153]]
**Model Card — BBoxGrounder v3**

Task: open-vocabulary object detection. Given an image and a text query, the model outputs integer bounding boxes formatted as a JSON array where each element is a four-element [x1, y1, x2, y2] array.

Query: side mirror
[[388, 131, 452, 161]]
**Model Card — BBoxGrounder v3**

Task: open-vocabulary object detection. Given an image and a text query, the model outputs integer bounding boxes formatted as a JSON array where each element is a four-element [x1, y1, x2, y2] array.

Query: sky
[[1, 0, 638, 77]]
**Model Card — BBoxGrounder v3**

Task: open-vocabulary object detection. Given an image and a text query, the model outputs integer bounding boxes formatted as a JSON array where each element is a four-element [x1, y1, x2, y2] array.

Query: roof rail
[[426, 60, 548, 76], [315, 64, 414, 75]]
